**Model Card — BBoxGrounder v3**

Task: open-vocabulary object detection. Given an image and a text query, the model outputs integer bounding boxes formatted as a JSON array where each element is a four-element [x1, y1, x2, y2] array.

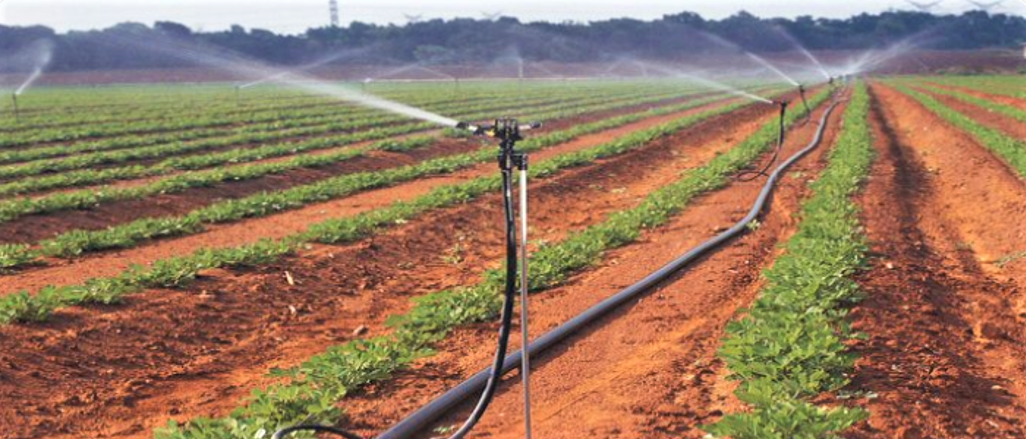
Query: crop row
[[0, 88, 424, 132], [0, 87, 804, 324], [0, 81, 617, 129], [0, 86, 686, 181], [925, 76, 1026, 100], [0, 86, 398, 132], [1, 83, 674, 148], [0, 90, 667, 199], [896, 84, 1026, 177], [0, 86, 647, 173], [154, 86, 832, 439], [0, 87, 708, 229], [0, 91, 741, 269], [705, 84, 871, 439], [914, 83, 1026, 125], [0, 88, 492, 156]]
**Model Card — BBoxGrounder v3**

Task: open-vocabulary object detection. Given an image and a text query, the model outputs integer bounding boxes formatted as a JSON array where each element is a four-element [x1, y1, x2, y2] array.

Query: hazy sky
[[1, 0, 1023, 34]]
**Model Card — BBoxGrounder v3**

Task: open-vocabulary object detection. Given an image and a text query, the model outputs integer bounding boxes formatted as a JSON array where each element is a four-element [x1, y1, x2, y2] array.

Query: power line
[[329, 0, 339, 27]]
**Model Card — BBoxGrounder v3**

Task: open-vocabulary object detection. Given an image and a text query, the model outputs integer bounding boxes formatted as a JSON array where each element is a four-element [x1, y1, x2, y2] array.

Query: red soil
[[0, 92, 785, 439], [0, 94, 707, 243], [925, 82, 1026, 112], [913, 85, 1026, 141], [0, 97, 748, 296], [329, 95, 848, 438], [840, 83, 1026, 439]]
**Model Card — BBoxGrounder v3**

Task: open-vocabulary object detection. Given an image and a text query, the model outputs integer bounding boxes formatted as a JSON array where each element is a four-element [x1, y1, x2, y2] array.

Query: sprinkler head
[[772, 100, 789, 116], [456, 119, 541, 139]]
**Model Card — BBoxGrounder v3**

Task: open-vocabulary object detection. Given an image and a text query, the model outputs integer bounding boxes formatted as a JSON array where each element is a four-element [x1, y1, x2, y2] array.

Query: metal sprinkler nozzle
[[456, 118, 540, 171], [455, 119, 542, 141]]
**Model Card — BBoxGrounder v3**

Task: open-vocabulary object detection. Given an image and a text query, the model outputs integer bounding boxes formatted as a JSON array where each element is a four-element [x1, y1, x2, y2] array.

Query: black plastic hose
[[443, 166, 520, 439], [375, 97, 843, 439], [273, 147, 524, 439]]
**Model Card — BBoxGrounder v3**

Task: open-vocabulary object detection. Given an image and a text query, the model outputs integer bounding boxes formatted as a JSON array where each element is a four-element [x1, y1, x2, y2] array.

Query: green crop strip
[[0, 89, 530, 164], [0, 92, 742, 269], [894, 84, 1026, 178], [0, 89, 649, 182], [0, 84, 661, 163], [704, 84, 872, 439], [924, 76, 1026, 101], [154, 88, 832, 439], [0, 84, 651, 148], [0, 82, 661, 132], [0, 87, 800, 324], [916, 83, 1026, 124], [0, 89, 693, 197], [0, 89, 696, 224]]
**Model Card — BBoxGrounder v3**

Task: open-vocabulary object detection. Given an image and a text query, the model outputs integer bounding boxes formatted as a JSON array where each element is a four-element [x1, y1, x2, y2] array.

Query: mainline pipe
[[376, 94, 844, 439]]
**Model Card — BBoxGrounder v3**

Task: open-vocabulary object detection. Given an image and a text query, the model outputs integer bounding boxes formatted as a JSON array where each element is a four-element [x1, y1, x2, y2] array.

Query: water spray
[[744, 52, 800, 87], [6, 40, 53, 122], [274, 118, 542, 439], [773, 26, 832, 81]]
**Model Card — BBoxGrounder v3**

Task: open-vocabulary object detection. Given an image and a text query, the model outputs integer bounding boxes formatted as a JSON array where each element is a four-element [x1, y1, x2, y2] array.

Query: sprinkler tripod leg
[[11, 94, 19, 123], [516, 154, 533, 439]]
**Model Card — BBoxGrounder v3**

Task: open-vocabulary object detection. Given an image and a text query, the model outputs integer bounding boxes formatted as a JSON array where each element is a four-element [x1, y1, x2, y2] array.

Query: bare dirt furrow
[[329, 97, 847, 439], [0, 93, 696, 201], [0, 94, 713, 244], [0, 138, 482, 245], [2, 93, 698, 203], [925, 82, 1026, 112], [841, 84, 1026, 439], [0, 97, 752, 296], [912, 85, 1026, 140], [5, 129, 444, 203], [0, 94, 783, 439]]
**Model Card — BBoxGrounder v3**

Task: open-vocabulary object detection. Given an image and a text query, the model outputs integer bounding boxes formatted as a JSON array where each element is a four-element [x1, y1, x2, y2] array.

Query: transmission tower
[[329, 0, 339, 27]]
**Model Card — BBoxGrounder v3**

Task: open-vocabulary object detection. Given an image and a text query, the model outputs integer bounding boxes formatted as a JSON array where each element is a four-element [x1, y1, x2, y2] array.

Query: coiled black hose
[[273, 155, 523, 439], [274, 94, 843, 439], [444, 166, 519, 439]]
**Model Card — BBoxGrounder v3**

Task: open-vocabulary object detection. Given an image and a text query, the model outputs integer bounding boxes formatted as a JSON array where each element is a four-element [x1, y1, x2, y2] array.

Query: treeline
[[0, 10, 1023, 72]]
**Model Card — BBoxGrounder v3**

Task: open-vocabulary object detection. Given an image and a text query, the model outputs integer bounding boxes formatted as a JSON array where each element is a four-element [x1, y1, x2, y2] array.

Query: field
[[0, 74, 1024, 439]]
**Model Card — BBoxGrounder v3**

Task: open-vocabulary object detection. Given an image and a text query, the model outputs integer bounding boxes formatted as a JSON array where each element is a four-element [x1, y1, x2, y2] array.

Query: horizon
[[2, 0, 1024, 35]]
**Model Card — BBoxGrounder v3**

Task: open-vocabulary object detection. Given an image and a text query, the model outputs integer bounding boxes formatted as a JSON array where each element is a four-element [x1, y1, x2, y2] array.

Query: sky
[[1, 0, 1023, 34]]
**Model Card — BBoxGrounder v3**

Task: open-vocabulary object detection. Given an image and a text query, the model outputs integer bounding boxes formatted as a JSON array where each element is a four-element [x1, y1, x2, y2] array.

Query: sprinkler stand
[[272, 118, 542, 439], [11, 94, 20, 122]]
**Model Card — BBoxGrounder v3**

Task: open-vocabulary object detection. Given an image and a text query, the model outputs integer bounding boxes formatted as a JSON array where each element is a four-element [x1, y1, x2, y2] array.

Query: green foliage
[[0, 243, 37, 269], [895, 84, 1026, 178], [706, 391, 867, 439], [0, 88, 758, 323], [156, 88, 833, 439], [0, 85, 679, 196], [705, 84, 873, 438], [3, 89, 741, 268], [918, 83, 1026, 125]]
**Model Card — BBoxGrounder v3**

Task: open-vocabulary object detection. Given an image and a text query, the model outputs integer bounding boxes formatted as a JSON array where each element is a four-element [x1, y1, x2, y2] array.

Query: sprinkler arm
[[772, 99, 789, 114], [455, 120, 542, 138]]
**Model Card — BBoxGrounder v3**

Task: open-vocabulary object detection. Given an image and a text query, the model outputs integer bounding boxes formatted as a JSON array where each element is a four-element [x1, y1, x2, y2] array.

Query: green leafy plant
[[155, 88, 832, 439], [705, 83, 873, 438]]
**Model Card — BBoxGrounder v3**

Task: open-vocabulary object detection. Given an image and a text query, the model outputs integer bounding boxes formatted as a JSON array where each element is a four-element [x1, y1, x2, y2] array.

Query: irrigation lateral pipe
[[376, 94, 844, 439]]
